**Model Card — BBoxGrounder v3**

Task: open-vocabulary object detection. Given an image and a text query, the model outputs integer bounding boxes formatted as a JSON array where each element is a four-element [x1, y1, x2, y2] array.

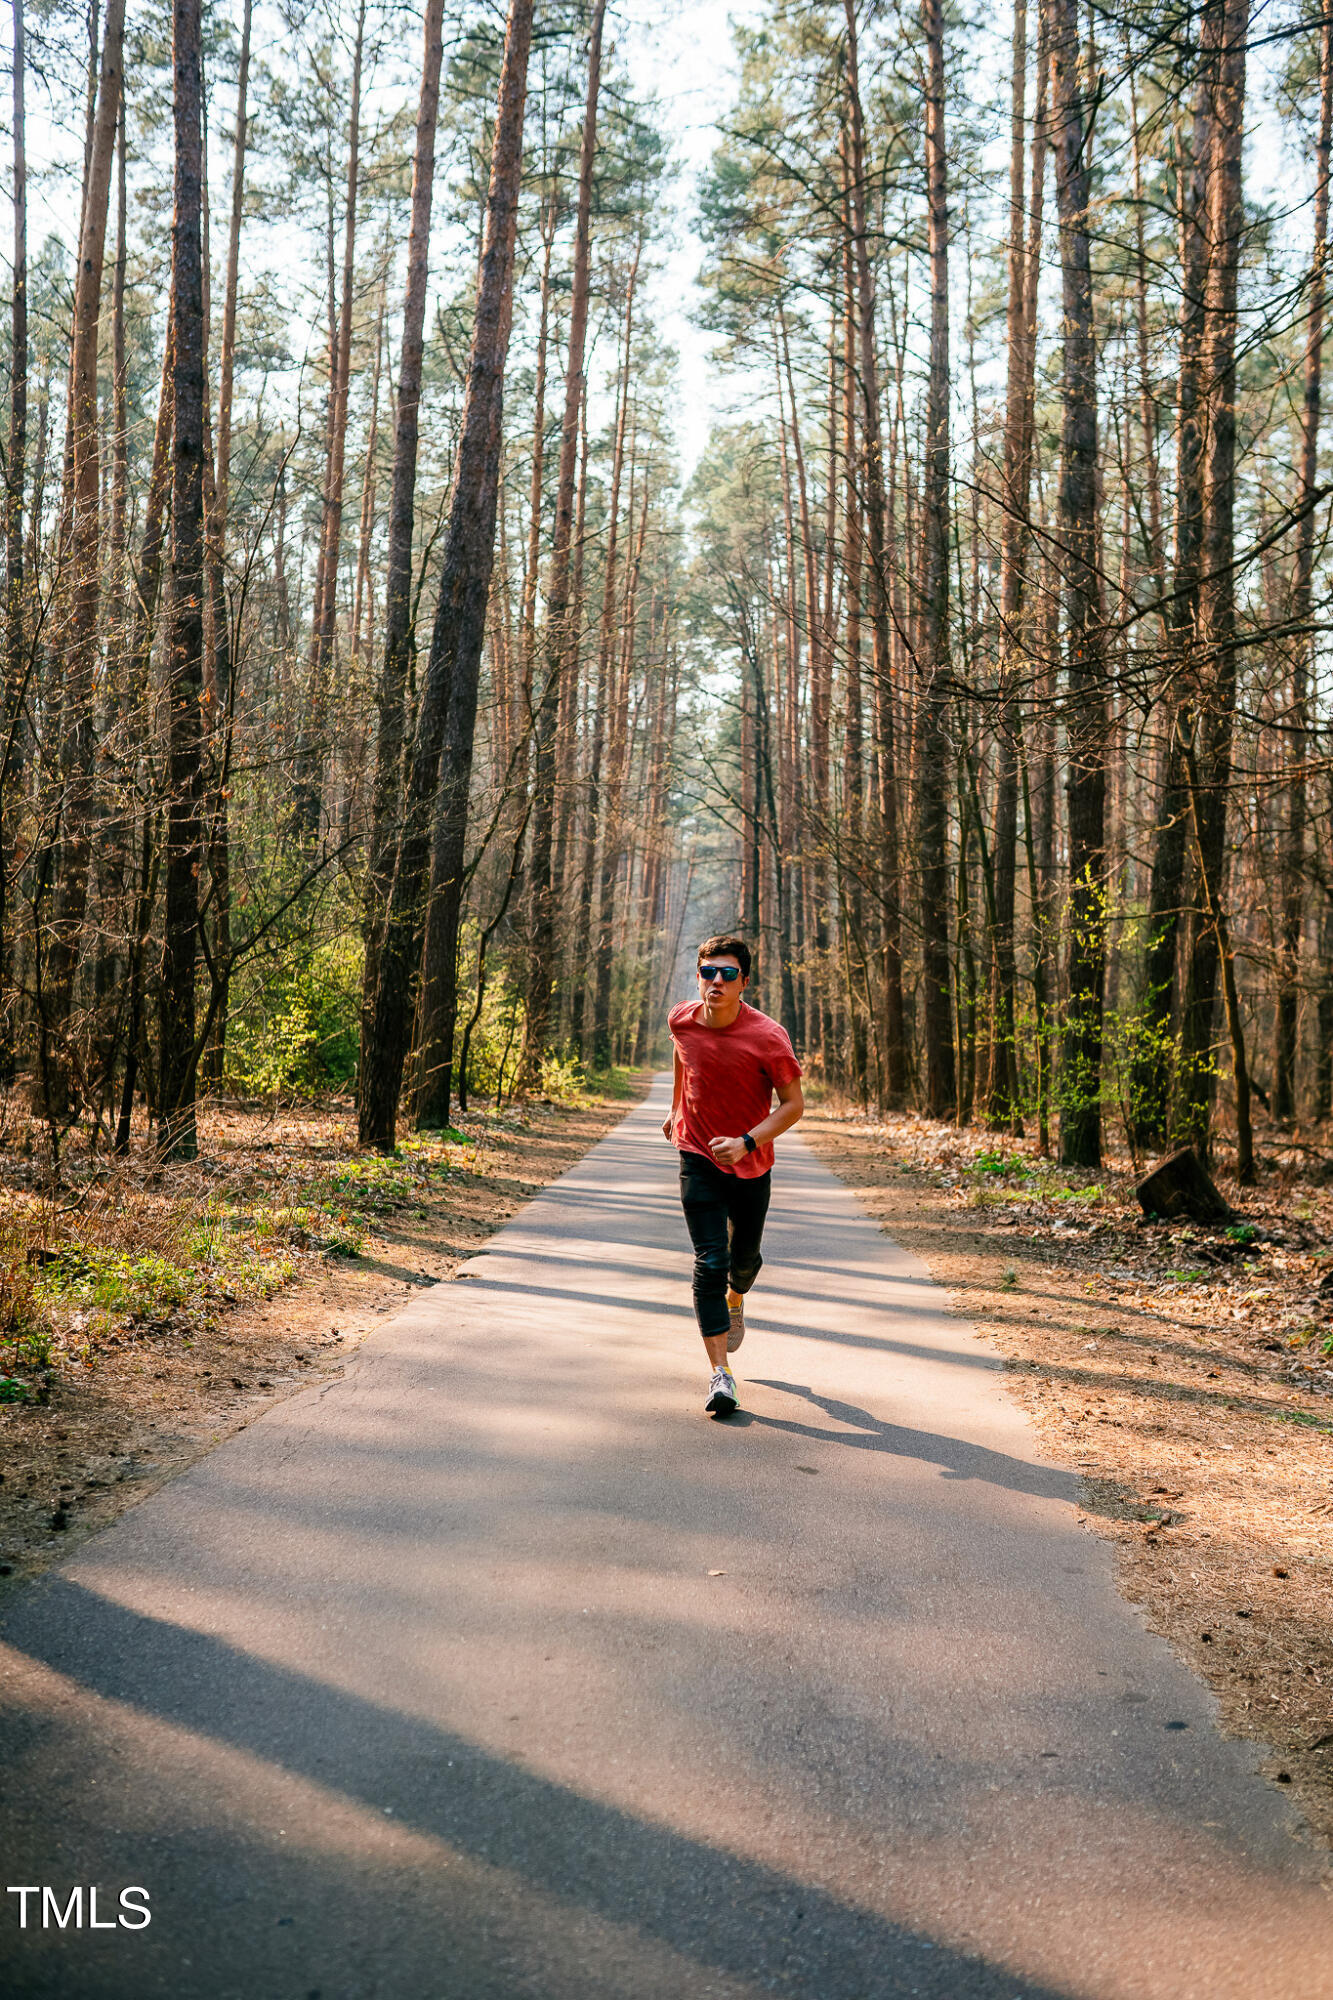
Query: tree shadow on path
[[0, 1580, 1073, 2000]]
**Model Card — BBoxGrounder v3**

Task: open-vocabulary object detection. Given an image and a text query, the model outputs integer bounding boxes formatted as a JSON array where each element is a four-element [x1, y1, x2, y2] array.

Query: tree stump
[[1136, 1146, 1233, 1223]]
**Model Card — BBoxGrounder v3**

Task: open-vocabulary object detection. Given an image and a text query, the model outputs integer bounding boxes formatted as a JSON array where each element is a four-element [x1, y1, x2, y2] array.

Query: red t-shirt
[[668, 999, 802, 1178]]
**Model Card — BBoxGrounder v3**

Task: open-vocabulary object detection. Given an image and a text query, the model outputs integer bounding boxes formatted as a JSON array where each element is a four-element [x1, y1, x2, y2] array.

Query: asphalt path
[[1, 1076, 1329, 1999]]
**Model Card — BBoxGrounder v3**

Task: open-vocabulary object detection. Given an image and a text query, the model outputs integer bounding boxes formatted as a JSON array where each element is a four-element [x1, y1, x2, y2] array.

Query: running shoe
[[706, 1365, 738, 1416], [726, 1297, 745, 1353]]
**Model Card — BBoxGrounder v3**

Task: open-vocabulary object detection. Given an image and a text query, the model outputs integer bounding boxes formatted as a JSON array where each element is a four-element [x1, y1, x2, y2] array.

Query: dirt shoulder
[[802, 1106, 1333, 1856], [0, 1080, 648, 1602]]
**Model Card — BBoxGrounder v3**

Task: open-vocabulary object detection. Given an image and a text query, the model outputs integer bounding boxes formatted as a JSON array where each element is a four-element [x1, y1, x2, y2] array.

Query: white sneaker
[[726, 1298, 745, 1353], [706, 1366, 738, 1416]]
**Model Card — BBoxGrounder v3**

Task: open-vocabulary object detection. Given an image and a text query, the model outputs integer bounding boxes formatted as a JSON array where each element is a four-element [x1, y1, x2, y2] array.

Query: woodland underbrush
[[0, 1071, 635, 1410], [823, 1101, 1333, 1408]]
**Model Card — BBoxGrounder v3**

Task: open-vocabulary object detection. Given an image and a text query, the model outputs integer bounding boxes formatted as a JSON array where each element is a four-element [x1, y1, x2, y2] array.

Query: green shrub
[[226, 936, 363, 1097], [539, 1048, 587, 1102], [37, 1248, 191, 1320]]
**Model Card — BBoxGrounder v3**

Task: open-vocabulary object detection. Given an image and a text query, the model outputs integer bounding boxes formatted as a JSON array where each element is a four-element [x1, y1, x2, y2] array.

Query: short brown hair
[[697, 934, 751, 980]]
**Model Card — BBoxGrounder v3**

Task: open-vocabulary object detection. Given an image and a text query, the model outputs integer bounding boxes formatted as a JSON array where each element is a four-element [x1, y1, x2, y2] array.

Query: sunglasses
[[699, 964, 742, 983]]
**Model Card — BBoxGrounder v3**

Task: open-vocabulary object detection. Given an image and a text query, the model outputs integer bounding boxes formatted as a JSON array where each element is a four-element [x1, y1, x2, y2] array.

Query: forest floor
[[0, 1071, 650, 1602], [803, 1105, 1333, 1855]]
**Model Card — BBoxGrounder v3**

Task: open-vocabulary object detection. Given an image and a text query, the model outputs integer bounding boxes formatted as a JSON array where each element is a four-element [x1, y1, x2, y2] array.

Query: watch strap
[[743, 1132, 757, 1153]]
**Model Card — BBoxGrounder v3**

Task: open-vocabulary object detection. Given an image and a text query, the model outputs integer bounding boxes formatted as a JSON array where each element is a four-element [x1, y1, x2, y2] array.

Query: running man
[[663, 935, 804, 1416]]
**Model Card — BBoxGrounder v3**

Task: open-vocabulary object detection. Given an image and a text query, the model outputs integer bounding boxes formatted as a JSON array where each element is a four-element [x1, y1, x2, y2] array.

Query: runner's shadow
[[748, 1380, 1078, 1503]]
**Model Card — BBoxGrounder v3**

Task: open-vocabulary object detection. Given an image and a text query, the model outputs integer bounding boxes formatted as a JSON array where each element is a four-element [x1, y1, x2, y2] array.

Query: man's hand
[[662, 1113, 674, 1142], [709, 1134, 748, 1168]]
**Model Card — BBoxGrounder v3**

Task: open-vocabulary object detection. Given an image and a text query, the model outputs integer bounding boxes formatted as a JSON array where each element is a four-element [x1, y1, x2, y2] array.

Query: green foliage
[[225, 937, 363, 1098], [583, 1064, 643, 1100], [539, 1049, 588, 1103], [307, 1134, 475, 1231], [310, 1215, 368, 1258], [457, 964, 527, 1102], [8, 1327, 52, 1368], [37, 1249, 190, 1319], [0, 1374, 29, 1402], [971, 1150, 1027, 1176], [1102, 1002, 1177, 1146], [1225, 1223, 1259, 1246], [31, 1231, 298, 1328]]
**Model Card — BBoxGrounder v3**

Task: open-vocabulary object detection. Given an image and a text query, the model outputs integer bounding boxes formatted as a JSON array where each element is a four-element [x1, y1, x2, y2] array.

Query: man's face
[[697, 954, 747, 1018]]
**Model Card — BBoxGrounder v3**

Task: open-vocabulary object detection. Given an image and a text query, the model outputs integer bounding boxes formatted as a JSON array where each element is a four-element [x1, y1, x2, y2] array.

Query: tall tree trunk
[[520, 191, 557, 723], [1, 0, 26, 1073], [777, 310, 813, 1048], [1127, 64, 1165, 605], [550, 382, 588, 996], [110, 94, 127, 629], [1275, 13, 1331, 1122], [359, 0, 445, 1080], [594, 474, 648, 1065], [839, 138, 866, 1088], [773, 348, 802, 1044], [1175, 0, 1249, 1156], [111, 316, 172, 1162], [293, 0, 366, 841], [519, 0, 605, 1088], [1134, 5, 1224, 1146], [350, 271, 386, 668], [989, 0, 1036, 1133], [43, 0, 125, 1112], [918, 0, 956, 1118], [198, 0, 250, 1091], [583, 250, 637, 1062], [92, 88, 131, 1102], [1051, 0, 1106, 1169], [158, 0, 206, 1161], [843, 0, 906, 1102], [213, 0, 249, 554], [358, 0, 534, 1150]]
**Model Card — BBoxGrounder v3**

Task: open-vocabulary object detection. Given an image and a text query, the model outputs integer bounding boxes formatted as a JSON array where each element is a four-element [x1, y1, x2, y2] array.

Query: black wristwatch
[[743, 1132, 757, 1154]]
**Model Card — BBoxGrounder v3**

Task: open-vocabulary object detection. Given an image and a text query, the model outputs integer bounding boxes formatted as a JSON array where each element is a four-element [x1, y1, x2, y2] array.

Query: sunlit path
[[1, 1078, 1328, 1999]]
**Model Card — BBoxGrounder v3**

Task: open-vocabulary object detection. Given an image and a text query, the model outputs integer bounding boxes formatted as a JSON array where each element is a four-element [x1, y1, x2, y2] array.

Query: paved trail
[[1, 1079, 1329, 2000]]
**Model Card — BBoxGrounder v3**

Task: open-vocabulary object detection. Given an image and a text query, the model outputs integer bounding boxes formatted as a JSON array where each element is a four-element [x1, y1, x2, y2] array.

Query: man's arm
[[708, 1075, 803, 1166], [662, 1045, 684, 1141]]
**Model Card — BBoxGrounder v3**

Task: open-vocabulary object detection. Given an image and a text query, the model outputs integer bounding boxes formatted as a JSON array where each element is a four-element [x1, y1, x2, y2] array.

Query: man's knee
[[693, 1244, 730, 1285], [729, 1250, 763, 1293]]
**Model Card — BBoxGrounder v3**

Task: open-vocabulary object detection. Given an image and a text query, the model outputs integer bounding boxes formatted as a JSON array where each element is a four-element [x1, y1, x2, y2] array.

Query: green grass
[[307, 1134, 475, 1222], [578, 1063, 647, 1102]]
